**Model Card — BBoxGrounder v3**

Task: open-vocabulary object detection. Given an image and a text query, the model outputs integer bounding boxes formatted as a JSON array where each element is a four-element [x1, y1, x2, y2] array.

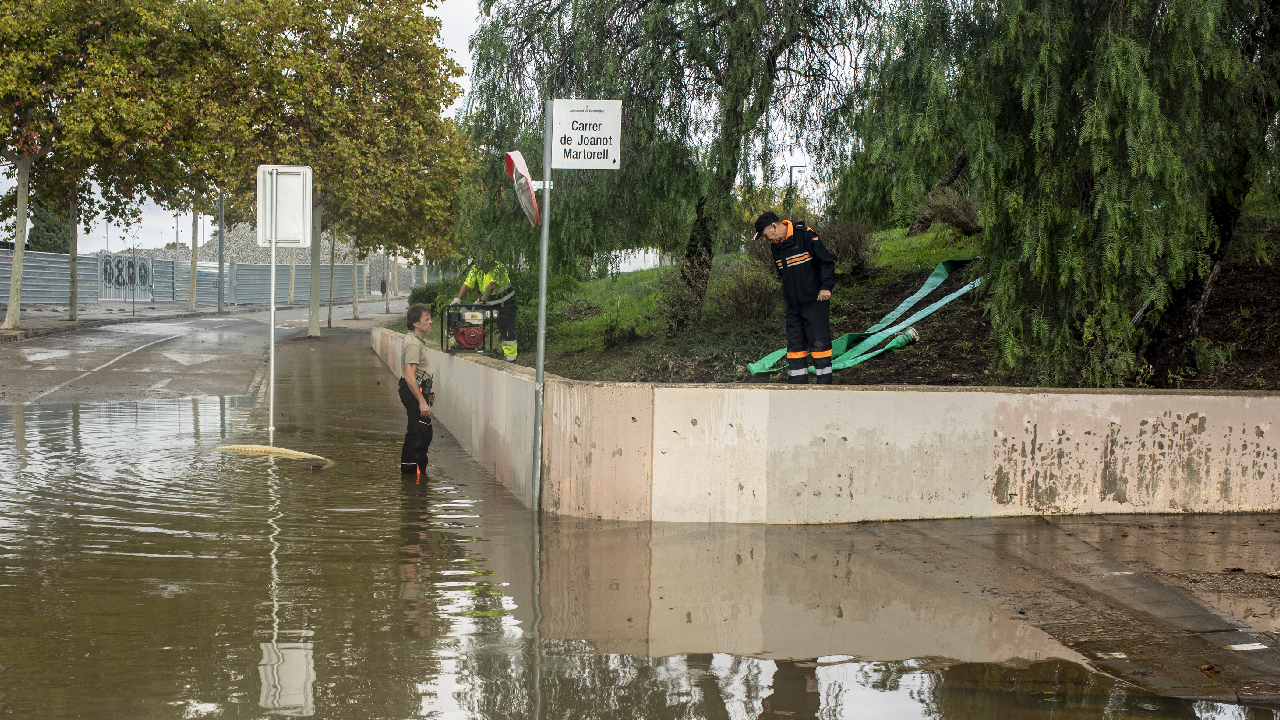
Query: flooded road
[[0, 331, 1274, 718]]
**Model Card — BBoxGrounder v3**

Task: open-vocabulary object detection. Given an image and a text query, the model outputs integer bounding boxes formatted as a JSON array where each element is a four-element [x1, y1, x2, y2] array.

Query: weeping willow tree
[[464, 0, 865, 327], [846, 0, 1279, 386]]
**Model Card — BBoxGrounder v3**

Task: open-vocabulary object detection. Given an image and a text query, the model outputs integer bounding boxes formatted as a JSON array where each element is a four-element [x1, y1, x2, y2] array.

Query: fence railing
[[3, 251, 372, 306], [0, 250, 100, 304]]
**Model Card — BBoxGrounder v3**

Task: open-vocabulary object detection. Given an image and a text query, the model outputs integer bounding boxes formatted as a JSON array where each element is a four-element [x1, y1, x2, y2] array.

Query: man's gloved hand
[[449, 298, 461, 306]]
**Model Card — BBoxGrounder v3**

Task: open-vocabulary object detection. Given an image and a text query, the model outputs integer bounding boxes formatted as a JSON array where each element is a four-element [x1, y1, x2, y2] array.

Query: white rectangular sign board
[[256, 165, 313, 247], [551, 99, 622, 170]]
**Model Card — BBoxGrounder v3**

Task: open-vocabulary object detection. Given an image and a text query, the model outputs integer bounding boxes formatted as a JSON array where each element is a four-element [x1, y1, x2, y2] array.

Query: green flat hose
[[747, 258, 981, 377]]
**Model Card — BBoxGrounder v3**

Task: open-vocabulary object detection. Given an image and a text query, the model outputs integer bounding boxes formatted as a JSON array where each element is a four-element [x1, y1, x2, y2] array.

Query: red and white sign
[[503, 151, 539, 226]]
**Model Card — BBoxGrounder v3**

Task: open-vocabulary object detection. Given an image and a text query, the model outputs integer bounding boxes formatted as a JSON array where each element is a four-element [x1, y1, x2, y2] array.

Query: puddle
[[0, 338, 1270, 718]]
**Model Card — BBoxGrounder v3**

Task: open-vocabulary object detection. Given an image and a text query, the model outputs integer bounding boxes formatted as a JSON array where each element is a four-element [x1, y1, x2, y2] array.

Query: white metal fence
[[3, 250, 381, 306], [0, 250, 100, 304], [98, 254, 154, 301]]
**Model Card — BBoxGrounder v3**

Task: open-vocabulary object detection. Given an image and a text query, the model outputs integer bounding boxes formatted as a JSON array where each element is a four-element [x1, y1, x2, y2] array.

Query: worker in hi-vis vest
[[451, 253, 518, 361]]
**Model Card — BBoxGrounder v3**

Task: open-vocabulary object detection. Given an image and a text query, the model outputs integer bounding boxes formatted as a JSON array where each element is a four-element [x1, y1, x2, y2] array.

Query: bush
[[813, 220, 874, 276], [408, 276, 465, 314], [744, 232, 776, 272], [655, 263, 705, 335], [925, 185, 983, 237], [705, 256, 782, 323]]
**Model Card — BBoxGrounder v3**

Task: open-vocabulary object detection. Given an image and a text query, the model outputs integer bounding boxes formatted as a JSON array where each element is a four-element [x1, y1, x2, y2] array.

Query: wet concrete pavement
[[0, 295, 405, 344], [4, 324, 1280, 716], [1, 298, 409, 404]]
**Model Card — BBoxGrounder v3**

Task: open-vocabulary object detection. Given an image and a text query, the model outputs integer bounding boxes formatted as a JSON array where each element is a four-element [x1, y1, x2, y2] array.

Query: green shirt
[[463, 263, 512, 299]]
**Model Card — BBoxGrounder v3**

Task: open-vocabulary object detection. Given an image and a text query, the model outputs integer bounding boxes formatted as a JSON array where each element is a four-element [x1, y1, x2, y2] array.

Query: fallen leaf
[[1200, 664, 1220, 676], [1122, 532, 1129, 537]]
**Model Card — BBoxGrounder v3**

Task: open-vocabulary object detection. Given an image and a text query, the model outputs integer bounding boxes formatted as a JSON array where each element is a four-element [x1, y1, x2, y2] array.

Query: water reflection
[[0, 372, 1271, 718]]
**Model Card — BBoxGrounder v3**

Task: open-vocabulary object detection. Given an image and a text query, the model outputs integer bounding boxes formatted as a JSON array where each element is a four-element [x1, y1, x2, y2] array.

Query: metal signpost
[[256, 165, 313, 443], [527, 99, 622, 510]]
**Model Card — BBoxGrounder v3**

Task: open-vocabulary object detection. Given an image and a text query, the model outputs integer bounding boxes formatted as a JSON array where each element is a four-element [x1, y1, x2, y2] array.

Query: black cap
[[754, 211, 781, 235]]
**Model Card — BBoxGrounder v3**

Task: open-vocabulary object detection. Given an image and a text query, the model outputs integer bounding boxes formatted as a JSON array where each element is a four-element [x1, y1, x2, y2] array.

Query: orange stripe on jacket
[[785, 253, 811, 265]]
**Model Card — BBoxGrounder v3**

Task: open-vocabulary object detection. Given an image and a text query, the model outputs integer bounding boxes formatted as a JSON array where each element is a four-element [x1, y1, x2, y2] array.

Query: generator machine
[[442, 303, 499, 354]]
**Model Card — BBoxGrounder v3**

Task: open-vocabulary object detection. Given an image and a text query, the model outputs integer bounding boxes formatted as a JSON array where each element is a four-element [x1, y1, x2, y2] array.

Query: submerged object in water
[[217, 444, 334, 468]]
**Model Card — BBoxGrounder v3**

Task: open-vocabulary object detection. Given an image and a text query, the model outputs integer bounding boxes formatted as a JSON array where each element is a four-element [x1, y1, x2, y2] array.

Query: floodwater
[[0, 336, 1269, 718]]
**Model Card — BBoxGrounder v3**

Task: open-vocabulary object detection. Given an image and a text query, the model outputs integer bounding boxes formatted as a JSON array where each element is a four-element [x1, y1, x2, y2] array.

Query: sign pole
[[531, 99, 553, 512], [218, 192, 225, 313], [268, 169, 277, 444], [256, 164, 312, 446]]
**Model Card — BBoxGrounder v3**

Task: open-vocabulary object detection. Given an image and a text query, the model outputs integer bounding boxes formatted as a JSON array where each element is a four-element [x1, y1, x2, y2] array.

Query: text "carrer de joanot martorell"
[[559, 120, 614, 160]]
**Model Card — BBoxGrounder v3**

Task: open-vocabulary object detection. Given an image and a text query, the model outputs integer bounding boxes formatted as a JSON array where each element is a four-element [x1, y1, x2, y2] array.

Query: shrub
[[408, 276, 465, 313], [925, 185, 983, 237], [705, 256, 782, 323], [813, 219, 874, 276], [655, 263, 705, 335]]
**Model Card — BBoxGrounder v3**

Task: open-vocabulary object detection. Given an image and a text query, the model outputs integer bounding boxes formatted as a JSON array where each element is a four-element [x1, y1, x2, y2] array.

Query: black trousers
[[496, 295, 517, 341], [398, 378, 433, 473], [784, 300, 833, 385]]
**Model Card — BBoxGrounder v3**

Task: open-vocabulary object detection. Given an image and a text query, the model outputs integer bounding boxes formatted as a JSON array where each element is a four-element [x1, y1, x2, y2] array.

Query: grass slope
[[399, 226, 1276, 389]]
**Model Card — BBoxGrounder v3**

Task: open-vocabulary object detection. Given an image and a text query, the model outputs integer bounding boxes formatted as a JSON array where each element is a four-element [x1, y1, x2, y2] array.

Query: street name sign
[[551, 99, 622, 170], [256, 165, 313, 248]]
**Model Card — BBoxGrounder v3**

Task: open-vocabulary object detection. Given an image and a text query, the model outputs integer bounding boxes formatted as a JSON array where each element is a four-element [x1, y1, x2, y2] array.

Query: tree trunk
[[327, 232, 335, 328], [1, 157, 32, 329], [308, 194, 322, 336], [907, 150, 968, 237], [69, 188, 79, 321], [1145, 189, 1243, 386], [670, 16, 777, 334], [187, 199, 199, 312], [351, 237, 360, 320]]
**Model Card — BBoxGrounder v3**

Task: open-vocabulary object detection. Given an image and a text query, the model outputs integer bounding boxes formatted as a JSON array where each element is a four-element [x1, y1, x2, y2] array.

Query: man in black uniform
[[756, 211, 836, 384]]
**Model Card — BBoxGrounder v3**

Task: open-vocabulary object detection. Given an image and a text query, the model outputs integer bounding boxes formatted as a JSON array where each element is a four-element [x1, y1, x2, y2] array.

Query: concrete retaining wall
[[372, 327, 1279, 523]]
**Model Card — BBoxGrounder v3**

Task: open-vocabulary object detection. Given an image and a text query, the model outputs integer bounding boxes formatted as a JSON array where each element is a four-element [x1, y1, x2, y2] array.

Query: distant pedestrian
[[756, 211, 836, 384], [399, 304, 434, 475]]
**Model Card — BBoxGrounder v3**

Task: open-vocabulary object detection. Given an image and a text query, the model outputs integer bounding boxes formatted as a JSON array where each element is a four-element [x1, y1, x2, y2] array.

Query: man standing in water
[[400, 304, 434, 475]]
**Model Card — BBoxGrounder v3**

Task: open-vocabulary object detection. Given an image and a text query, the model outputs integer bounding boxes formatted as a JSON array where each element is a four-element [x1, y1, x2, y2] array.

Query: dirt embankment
[[495, 245, 1277, 390]]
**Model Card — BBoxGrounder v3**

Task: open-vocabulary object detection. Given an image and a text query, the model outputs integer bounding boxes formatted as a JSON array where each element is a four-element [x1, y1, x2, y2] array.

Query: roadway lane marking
[[1228, 643, 1269, 651], [26, 331, 188, 403]]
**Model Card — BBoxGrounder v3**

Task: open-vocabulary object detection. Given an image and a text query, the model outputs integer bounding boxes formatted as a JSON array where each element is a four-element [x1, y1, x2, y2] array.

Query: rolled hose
[[217, 445, 334, 468]]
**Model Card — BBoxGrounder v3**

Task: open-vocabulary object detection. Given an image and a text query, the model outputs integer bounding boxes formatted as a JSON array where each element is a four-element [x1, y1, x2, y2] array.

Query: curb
[[0, 305, 291, 345]]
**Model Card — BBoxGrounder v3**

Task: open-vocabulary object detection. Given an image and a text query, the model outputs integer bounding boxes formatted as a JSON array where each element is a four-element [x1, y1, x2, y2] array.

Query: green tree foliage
[[2, 0, 232, 324], [213, 0, 467, 331], [466, 0, 865, 329], [28, 201, 69, 254], [849, 0, 1279, 386]]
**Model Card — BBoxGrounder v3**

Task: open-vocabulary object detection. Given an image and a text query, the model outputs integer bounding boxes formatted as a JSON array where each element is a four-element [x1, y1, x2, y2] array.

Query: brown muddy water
[[0, 338, 1270, 718]]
